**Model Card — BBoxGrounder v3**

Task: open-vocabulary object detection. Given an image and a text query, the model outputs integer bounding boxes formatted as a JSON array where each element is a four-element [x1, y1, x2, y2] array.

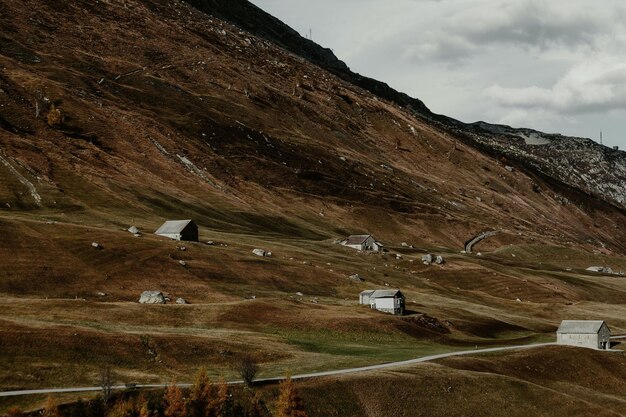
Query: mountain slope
[[1, 0, 626, 412], [183, 0, 626, 213]]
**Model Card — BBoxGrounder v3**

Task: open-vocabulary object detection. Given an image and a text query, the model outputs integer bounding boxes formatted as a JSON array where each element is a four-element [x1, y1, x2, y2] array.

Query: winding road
[[0, 342, 556, 398]]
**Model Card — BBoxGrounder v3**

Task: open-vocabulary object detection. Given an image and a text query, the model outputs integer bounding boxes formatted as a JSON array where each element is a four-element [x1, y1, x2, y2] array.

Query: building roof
[[344, 235, 373, 245], [557, 320, 608, 334], [155, 219, 195, 235], [360, 289, 403, 298]]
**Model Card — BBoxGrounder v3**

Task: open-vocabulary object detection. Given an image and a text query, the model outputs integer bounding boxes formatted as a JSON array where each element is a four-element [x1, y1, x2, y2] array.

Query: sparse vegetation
[[237, 357, 259, 389], [46, 103, 63, 127]]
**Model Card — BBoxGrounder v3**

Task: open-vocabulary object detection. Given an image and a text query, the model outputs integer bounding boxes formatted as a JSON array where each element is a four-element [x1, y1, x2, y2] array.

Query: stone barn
[[340, 235, 384, 252], [359, 289, 405, 315], [556, 320, 611, 350], [155, 219, 198, 241]]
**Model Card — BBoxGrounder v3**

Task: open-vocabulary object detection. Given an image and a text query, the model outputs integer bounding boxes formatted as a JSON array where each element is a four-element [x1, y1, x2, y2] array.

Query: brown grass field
[[1, 0, 626, 415]]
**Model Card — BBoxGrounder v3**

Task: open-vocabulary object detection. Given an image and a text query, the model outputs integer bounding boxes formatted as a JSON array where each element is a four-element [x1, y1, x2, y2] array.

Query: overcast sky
[[251, 0, 626, 148]]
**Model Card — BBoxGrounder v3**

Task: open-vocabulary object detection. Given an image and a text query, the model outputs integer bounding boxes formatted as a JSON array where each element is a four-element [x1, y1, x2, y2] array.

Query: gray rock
[[91, 242, 102, 249], [401, 242, 409, 247], [252, 248, 266, 257], [96, 292, 107, 297], [128, 226, 140, 234], [349, 274, 364, 282], [421, 254, 433, 265], [296, 291, 304, 296], [434, 255, 445, 265], [175, 298, 188, 304], [178, 260, 187, 267], [139, 291, 166, 304], [177, 246, 187, 251], [206, 240, 215, 245]]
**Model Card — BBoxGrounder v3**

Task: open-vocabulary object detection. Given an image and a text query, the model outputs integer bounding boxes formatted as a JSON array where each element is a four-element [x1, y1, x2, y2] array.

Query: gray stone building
[[340, 235, 384, 252], [359, 289, 405, 315], [155, 219, 198, 241], [556, 320, 611, 350]]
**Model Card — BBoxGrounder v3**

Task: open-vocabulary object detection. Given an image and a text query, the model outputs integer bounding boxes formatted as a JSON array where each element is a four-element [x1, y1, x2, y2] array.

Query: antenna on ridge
[[309, 28, 312, 41], [600, 131, 603, 145]]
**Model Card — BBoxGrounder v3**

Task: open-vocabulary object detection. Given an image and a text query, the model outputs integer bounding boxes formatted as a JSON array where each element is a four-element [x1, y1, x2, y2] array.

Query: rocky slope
[[184, 0, 626, 212]]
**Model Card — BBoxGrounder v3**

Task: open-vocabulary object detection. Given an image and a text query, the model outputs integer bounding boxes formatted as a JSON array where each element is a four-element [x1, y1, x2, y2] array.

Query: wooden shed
[[359, 289, 405, 315], [556, 320, 611, 350], [154, 219, 198, 241]]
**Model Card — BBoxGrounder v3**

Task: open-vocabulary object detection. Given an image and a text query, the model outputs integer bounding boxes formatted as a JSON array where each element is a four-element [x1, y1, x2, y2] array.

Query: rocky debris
[[177, 246, 187, 251], [396, 254, 403, 259], [128, 226, 140, 234], [91, 242, 102, 249], [139, 291, 166, 304], [252, 248, 269, 257], [206, 240, 215, 245], [175, 298, 188, 304], [349, 274, 364, 282], [422, 254, 445, 265], [401, 242, 409, 247], [96, 292, 107, 297], [505, 165, 514, 172], [245, 295, 257, 300], [586, 266, 624, 276], [295, 291, 304, 296], [178, 260, 187, 267]]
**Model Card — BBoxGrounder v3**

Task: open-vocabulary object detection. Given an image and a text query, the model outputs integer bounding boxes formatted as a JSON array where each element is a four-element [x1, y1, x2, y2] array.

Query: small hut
[[155, 220, 198, 241]]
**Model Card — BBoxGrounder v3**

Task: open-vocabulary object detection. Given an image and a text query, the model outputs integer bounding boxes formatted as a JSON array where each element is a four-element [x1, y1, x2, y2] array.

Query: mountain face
[[183, 0, 626, 213], [0, 0, 624, 253]]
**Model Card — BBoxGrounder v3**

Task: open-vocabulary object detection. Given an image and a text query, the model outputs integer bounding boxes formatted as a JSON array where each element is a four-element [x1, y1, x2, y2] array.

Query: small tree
[[164, 382, 187, 417], [189, 368, 216, 417], [214, 377, 229, 417], [47, 104, 63, 127], [42, 396, 62, 417], [106, 398, 135, 417], [275, 376, 307, 417], [100, 367, 114, 406], [237, 356, 259, 389]]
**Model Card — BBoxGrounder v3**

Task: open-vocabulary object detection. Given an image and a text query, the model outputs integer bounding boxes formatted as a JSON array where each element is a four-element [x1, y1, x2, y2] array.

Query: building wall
[[157, 232, 182, 240], [373, 297, 404, 315], [557, 333, 599, 349], [346, 243, 365, 251]]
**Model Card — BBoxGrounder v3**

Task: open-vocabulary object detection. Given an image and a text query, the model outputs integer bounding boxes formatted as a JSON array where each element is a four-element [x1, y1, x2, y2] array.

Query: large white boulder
[[139, 291, 166, 304]]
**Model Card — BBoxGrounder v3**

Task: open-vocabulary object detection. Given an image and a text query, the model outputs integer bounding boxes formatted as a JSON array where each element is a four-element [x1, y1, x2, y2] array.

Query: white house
[[359, 289, 405, 315], [340, 235, 384, 252], [155, 219, 198, 241], [556, 320, 611, 350]]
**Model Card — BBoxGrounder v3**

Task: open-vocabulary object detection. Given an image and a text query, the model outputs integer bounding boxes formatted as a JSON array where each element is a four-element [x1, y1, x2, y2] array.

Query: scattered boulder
[[128, 226, 140, 234], [252, 248, 267, 257], [177, 246, 187, 251], [139, 291, 166, 304], [349, 274, 364, 282], [296, 291, 304, 297], [396, 254, 403, 259], [178, 260, 187, 267], [505, 165, 514, 172], [175, 298, 188, 304], [422, 254, 445, 265], [91, 242, 102, 249], [96, 292, 107, 297], [206, 241, 215, 245], [401, 242, 409, 247]]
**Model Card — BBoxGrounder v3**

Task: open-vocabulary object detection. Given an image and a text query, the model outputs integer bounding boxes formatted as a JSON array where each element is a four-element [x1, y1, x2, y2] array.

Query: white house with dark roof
[[359, 289, 405, 315], [340, 235, 384, 252], [155, 219, 198, 241], [556, 320, 611, 350]]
